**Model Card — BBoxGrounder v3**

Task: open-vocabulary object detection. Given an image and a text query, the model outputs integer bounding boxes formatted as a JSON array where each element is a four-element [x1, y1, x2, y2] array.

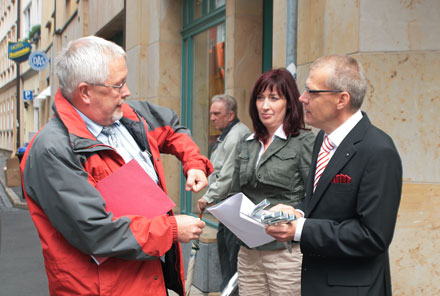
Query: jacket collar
[[327, 110, 363, 149], [246, 125, 289, 169], [211, 118, 240, 152], [53, 88, 95, 141], [73, 106, 105, 138], [52, 88, 143, 151], [246, 124, 287, 141], [219, 118, 240, 141]]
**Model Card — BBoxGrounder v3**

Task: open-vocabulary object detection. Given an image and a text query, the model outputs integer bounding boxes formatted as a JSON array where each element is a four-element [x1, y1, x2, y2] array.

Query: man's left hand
[[269, 204, 303, 219], [185, 169, 208, 192]]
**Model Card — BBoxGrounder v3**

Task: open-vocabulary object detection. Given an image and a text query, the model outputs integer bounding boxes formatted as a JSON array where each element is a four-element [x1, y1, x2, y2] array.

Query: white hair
[[55, 36, 126, 100], [211, 94, 238, 116]]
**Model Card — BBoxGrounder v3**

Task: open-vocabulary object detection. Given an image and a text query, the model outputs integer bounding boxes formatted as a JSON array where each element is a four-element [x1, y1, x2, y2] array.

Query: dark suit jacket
[[298, 113, 402, 296]]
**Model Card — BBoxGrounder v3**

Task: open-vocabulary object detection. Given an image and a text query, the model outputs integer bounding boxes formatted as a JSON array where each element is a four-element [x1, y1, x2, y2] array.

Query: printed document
[[208, 193, 275, 248]]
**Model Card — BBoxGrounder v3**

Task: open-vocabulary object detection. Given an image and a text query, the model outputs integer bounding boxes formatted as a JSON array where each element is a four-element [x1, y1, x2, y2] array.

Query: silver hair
[[55, 36, 126, 100], [310, 55, 368, 110], [211, 94, 238, 117]]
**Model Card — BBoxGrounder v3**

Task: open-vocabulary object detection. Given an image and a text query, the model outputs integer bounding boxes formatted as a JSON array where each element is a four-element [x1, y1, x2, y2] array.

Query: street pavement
[[0, 151, 210, 296], [0, 150, 49, 295], [0, 208, 49, 295]]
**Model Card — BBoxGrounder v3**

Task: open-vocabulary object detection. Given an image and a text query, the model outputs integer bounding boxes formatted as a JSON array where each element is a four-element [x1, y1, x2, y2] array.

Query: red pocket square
[[331, 174, 351, 183]]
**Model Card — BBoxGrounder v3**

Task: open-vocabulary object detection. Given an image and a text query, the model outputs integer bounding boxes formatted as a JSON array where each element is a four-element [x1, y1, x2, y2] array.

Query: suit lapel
[[304, 132, 323, 213], [307, 144, 357, 213], [305, 114, 372, 215]]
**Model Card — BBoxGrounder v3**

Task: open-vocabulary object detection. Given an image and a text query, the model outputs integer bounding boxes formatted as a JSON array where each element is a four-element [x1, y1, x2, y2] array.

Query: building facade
[[0, 0, 438, 294], [0, 0, 18, 152]]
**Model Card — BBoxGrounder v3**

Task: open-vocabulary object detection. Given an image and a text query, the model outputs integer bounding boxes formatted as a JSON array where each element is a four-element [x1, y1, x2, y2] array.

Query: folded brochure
[[92, 159, 175, 264]]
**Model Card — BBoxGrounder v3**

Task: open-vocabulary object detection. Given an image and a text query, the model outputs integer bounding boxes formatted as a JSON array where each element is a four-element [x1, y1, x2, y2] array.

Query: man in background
[[197, 94, 250, 291]]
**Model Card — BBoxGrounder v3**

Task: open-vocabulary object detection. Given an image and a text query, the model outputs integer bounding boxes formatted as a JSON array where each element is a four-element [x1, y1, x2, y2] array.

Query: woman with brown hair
[[228, 68, 315, 295]]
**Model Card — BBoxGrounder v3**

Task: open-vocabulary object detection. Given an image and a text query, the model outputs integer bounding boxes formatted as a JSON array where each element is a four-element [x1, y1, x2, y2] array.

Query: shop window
[[23, 4, 31, 38], [181, 0, 225, 226]]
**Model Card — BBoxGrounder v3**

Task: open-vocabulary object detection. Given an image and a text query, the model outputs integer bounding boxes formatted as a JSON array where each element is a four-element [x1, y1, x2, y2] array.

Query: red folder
[[92, 159, 175, 265], [96, 159, 175, 218]]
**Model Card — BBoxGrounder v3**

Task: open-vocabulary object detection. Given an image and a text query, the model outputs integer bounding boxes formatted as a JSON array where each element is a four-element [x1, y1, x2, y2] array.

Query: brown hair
[[249, 68, 306, 143]]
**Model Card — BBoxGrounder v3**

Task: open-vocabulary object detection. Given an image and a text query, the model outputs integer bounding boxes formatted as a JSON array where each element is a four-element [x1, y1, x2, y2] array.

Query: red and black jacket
[[20, 89, 213, 296]]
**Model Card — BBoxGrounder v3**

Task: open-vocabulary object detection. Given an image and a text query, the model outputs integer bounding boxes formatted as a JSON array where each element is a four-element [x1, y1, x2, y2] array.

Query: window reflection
[[214, 0, 226, 10], [191, 22, 225, 219], [193, 0, 203, 20]]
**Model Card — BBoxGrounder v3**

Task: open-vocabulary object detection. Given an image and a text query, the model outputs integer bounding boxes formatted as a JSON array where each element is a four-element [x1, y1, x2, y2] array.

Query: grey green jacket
[[229, 130, 315, 250], [203, 121, 251, 204]]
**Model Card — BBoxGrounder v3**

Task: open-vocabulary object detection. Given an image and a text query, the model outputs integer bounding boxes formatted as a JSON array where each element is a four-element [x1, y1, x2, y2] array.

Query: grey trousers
[[217, 222, 240, 291]]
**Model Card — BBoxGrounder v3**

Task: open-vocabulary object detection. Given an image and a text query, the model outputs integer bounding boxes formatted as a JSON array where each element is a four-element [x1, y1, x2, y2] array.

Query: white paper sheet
[[207, 193, 275, 248]]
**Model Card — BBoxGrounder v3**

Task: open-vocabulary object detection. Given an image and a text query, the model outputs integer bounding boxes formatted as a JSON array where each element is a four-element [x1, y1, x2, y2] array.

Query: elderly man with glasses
[[20, 36, 213, 296]]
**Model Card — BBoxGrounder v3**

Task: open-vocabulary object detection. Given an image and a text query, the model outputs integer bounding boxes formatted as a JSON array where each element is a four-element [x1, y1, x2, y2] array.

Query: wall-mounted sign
[[8, 41, 32, 63], [29, 51, 50, 71], [23, 90, 33, 101]]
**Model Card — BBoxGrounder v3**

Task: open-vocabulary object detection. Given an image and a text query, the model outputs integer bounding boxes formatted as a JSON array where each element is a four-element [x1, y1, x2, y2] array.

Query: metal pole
[[286, 0, 298, 78], [123, 0, 126, 49], [15, 67, 20, 151], [15, 0, 21, 151]]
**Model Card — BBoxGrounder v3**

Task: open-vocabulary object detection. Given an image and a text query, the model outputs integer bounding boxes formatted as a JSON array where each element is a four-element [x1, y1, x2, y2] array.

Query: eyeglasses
[[304, 85, 343, 94], [88, 80, 126, 93]]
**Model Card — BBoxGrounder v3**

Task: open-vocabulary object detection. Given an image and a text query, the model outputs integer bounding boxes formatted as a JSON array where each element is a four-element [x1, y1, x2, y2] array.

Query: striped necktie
[[101, 125, 119, 148], [313, 135, 334, 191]]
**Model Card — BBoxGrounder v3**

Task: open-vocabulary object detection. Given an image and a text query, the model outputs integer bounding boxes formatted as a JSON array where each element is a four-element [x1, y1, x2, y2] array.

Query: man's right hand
[[174, 215, 206, 243], [197, 198, 208, 213]]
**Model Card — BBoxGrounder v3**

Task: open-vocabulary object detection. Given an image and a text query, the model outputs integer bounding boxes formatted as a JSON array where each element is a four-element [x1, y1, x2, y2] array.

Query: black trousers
[[217, 222, 240, 290]]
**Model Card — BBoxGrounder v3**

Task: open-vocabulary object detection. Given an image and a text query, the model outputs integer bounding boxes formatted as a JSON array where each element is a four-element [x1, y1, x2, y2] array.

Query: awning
[[35, 86, 51, 100]]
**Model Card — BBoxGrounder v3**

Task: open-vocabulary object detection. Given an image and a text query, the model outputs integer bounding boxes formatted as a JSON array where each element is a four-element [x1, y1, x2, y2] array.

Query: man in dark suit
[[266, 55, 402, 296]]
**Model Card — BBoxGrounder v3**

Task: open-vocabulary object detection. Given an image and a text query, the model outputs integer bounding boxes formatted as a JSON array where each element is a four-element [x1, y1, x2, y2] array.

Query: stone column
[[296, 0, 440, 294], [125, 0, 183, 204], [225, 0, 263, 129], [272, 0, 287, 68]]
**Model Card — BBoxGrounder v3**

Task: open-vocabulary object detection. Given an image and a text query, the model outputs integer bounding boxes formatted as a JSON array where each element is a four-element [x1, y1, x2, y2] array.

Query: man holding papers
[[266, 55, 402, 296], [20, 36, 213, 296]]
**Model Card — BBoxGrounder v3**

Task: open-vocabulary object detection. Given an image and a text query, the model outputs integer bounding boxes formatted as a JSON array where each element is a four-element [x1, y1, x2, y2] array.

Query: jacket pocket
[[264, 150, 298, 190], [327, 263, 372, 287], [237, 151, 250, 185], [319, 184, 356, 220], [328, 182, 352, 193]]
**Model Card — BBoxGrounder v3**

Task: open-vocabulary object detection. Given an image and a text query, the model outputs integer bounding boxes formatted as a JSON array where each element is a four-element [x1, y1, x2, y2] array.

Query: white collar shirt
[[246, 124, 287, 167], [326, 110, 363, 161]]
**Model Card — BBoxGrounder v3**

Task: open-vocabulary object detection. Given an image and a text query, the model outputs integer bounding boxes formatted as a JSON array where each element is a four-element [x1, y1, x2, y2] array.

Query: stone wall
[[293, 0, 440, 294]]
